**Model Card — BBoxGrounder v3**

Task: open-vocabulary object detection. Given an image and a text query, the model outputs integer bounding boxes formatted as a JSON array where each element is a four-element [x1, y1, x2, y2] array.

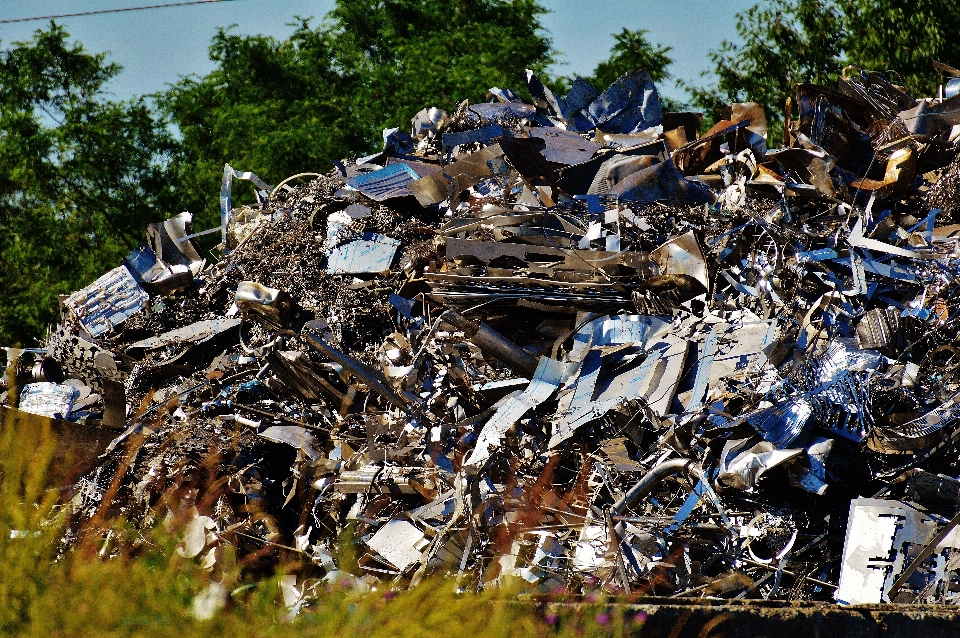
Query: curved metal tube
[[611, 458, 704, 515]]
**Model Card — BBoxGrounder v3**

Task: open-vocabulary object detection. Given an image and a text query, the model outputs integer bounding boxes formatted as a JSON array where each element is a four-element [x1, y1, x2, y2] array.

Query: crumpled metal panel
[[585, 69, 663, 134], [63, 265, 148, 337]]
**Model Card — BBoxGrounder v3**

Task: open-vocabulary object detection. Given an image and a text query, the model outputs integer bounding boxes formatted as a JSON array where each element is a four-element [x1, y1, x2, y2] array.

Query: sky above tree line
[[0, 0, 755, 103]]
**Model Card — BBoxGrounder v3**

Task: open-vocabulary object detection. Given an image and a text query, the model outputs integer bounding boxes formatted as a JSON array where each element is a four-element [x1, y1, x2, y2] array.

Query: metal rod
[[887, 508, 960, 598], [740, 557, 837, 589], [303, 332, 418, 410]]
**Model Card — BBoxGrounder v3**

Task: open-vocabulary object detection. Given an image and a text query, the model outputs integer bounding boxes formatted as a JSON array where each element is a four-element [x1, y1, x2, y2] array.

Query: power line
[[0, 0, 244, 25]]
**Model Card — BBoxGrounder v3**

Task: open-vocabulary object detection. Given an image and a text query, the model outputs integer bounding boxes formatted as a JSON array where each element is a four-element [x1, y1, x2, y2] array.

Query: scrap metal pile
[[8, 65, 960, 605]]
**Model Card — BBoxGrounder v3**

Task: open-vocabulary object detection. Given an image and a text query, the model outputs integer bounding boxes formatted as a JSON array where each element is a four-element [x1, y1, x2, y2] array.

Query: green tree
[[550, 28, 677, 109], [688, 0, 960, 142], [162, 0, 555, 229], [842, 0, 960, 98], [327, 0, 553, 136], [0, 24, 174, 346], [686, 0, 844, 136], [159, 20, 365, 233], [585, 28, 673, 90]]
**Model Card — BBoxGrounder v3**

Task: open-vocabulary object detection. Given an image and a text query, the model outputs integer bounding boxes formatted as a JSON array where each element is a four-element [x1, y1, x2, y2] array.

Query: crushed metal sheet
[[17, 382, 79, 419], [62, 265, 148, 337], [126, 318, 241, 352], [326, 233, 401, 274], [345, 163, 421, 201], [366, 519, 428, 572]]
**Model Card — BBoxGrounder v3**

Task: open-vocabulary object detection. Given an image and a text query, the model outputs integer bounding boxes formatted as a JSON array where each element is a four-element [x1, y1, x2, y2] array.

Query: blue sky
[[0, 0, 755, 103]]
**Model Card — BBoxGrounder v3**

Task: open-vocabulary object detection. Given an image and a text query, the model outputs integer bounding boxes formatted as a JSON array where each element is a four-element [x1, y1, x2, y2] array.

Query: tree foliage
[[585, 28, 673, 90], [159, 21, 365, 232], [842, 0, 960, 98], [327, 0, 554, 134], [687, 0, 844, 131], [0, 24, 173, 345], [690, 0, 960, 138], [550, 28, 676, 109]]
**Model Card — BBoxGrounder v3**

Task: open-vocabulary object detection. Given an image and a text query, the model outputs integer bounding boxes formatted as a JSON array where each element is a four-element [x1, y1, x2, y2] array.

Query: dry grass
[[0, 409, 645, 637]]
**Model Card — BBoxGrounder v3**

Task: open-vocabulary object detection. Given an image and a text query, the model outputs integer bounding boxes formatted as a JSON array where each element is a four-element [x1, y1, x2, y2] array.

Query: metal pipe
[[440, 310, 539, 378], [611, 458, 704, 515]]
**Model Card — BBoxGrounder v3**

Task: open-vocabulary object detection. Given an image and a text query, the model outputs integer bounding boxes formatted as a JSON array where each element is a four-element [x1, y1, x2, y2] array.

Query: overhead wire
[[0, 0, 244, 24]]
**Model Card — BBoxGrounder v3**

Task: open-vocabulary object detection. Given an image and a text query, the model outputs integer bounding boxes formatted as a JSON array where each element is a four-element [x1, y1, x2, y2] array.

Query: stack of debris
[[8, 63, 960, 605]]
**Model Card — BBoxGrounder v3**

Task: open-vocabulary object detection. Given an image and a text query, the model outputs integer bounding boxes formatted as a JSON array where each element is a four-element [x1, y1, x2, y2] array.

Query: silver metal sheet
[[585, 70, 662, 134], [366, 519, 427, 572], [18, 382, 79, 419], [718, 438, 803, 489], [326, 233, 400, 274], [466, 356, 570, 467], [834, 498, 960, 605], [747, 399, 813, 448], [63, 266, 148, 337], [126, 318, 241, 352], [345, 164, 420, 201], [259, 425, 322, 460], [528, 127, 602, 165]]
